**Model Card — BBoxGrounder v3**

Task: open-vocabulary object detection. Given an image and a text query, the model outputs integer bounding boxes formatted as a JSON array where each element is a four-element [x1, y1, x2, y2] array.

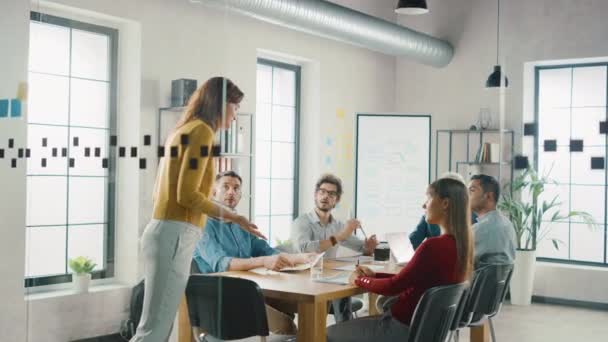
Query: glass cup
[[310, 255, 323, 280]]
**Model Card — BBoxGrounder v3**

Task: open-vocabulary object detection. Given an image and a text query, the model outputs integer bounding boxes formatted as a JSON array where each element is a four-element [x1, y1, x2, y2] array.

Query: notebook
[[313, 272, 351, 285], [332, 264, 387, 272]]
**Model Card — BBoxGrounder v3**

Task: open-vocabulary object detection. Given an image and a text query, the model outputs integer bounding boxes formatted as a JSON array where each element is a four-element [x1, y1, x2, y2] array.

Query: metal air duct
[[195, 0, 454, 67]]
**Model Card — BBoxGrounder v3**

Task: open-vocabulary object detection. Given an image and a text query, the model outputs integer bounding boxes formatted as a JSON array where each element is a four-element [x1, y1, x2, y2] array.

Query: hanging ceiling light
[[486, 0, 508, 88], [395, 0, 429, 15]]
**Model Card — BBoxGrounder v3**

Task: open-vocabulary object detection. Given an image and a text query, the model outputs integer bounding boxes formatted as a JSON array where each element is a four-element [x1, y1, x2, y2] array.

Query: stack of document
[[248, 252, 325, 274]]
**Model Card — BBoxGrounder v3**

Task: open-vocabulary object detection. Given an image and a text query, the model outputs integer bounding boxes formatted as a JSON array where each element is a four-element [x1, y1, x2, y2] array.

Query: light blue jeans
[[130, 219, 202, 342]]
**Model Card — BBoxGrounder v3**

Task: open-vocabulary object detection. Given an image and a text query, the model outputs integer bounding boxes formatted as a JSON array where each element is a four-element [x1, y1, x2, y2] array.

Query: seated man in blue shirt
[[193, 171, 312, 335]]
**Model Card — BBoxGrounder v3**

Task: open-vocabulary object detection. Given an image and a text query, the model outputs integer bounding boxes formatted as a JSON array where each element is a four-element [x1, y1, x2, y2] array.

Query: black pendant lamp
[[486, 0, 508, 88], [395, 0, 429, 15]]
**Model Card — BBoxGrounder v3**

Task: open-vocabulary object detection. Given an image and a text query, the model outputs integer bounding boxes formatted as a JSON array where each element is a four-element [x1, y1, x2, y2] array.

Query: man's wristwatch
[[329, 235, 338, 246]]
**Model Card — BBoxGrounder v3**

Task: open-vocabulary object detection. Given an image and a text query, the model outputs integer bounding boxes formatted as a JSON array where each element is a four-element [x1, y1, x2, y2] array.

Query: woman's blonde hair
[[175, 77, 244, 131], [429, 178, 474, 280]]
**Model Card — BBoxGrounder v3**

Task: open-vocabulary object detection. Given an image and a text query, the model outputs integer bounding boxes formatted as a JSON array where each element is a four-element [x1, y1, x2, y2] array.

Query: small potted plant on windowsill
[[498, 167, 596, 305], [69, 256, 96, 294], [274, 238, 294, 253]]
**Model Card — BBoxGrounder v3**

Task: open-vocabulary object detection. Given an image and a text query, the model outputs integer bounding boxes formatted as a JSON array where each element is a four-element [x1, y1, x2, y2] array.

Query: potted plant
[[69, 256, 96, 293], [274, 238, 294, 253], [498, 167, 595, 305]]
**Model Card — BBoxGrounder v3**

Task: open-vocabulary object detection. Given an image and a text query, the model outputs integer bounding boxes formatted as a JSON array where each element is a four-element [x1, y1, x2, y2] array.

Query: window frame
[[255, 58, 301, 243], [534, 62, 608, 267], [25, 11, 118, 287]]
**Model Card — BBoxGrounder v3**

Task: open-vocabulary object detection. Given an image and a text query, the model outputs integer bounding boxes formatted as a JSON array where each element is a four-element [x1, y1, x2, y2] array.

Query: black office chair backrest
[[408, 282, 468, 342], [461, 263, 514, 327], [191, 259, 202, 274], [185, 275, 270, 340]]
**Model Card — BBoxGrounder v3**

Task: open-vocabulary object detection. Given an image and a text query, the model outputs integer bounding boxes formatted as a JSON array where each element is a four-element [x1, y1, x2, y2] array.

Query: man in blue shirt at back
[[409, 172, 477, 250], [193, 171, 312, 335]]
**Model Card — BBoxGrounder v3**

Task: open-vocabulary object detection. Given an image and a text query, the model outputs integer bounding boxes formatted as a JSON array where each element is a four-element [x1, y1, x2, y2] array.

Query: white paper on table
[[313, 272, 351, 285], [279, 252, 325, 271], [249, 267, 280, 275], [335, 245, 362, 258]]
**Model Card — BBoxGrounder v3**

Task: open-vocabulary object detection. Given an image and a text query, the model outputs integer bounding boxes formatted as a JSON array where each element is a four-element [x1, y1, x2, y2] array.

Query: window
[[254, 59, 300, 246], [534, 64, 607, 266], [25, 12, 117, 286]]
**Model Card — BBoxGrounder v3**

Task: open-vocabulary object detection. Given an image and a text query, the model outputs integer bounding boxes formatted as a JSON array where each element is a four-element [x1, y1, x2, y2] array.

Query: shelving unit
[[435, 129, 515, 189], [158, 107, 254, 219]]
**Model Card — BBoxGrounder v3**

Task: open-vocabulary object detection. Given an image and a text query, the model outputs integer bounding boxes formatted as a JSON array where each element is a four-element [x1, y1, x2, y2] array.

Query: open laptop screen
[[386, 232, 415, 265]]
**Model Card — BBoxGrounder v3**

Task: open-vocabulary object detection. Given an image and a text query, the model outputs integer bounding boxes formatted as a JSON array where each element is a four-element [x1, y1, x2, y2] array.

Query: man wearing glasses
[[290, 173, 378, 321]]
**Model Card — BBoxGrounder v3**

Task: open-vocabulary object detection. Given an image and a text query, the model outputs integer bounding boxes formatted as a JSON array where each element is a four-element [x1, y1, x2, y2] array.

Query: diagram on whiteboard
[[355, 114, 431, 240]]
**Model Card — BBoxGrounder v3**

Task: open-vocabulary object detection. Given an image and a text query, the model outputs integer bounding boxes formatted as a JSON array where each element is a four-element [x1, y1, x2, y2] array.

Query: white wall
[[395, 0, 608, 304], [1, 0, 397, 340], [0, 1, 29, 341]]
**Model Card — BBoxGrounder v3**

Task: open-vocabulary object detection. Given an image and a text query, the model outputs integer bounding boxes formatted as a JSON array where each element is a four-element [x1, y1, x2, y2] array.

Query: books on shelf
[[475, 143, 500, 163]]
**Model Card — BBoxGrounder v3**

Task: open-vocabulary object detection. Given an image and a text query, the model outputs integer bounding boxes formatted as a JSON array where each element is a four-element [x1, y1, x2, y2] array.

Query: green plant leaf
[[68, 256, 96, 275], [499, 165, 598, 251]]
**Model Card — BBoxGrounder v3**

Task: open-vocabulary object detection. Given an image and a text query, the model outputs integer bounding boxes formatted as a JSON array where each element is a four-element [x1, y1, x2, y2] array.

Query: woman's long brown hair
[[174, 77, 244, 132], [429, 178, 474, 280]]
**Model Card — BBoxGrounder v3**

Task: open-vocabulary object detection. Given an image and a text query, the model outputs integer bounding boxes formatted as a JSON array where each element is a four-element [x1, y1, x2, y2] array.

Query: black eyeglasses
[[317, 188, 339, 198]]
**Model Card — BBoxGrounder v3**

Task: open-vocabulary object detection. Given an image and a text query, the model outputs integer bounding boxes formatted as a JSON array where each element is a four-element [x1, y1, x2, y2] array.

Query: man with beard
[[193, 171, 313, 334], [468, 174, 516, 267], [290, 173, 378, 321]]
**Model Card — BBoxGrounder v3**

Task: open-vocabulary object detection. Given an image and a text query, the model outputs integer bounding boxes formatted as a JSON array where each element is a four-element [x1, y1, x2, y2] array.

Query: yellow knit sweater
[[152, 119, 221, 228]]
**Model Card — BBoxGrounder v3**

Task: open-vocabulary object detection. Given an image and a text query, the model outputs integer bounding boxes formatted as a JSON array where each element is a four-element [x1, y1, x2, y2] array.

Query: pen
[[358, 226, 368, 240]]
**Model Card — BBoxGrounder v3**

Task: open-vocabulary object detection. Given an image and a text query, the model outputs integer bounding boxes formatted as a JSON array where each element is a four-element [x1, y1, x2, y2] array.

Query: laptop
[[385, 232, 415, 265]]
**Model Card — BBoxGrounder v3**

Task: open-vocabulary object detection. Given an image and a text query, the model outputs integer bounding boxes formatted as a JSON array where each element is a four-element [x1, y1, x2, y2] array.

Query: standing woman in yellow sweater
[[131, 77, 264, 342]]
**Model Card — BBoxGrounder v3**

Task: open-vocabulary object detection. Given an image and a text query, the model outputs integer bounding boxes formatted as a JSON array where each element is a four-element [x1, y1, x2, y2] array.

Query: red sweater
[[355, 234, 461, 325]]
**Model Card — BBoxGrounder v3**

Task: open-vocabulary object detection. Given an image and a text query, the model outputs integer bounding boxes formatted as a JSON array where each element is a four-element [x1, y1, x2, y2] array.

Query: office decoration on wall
[[591, 157, 605, 170], [354, 114, 431, 240], [0, 98, 22, 118], [514, 155, 529, 170], [543, 140, 557, 152], [569, 139, 584, 152], [523, 122, 537, 136]]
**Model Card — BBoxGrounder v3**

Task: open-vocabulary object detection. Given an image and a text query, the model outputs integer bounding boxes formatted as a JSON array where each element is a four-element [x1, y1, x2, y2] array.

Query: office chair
[[186, 275, 296, 342], [449, 263, 514, 342], [407, 282, 468, 342]]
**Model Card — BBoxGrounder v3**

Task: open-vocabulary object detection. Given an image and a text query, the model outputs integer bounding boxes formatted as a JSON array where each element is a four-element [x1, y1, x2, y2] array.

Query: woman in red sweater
[[327, 178, 474, 341]]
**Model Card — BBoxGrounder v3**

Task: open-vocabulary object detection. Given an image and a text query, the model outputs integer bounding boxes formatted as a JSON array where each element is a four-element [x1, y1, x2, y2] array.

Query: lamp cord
[[496, 0, 500, 65]]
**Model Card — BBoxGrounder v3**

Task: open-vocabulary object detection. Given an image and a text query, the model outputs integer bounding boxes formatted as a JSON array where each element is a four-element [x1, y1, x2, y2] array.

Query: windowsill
[[25, 280, 130, 301], [537, 261, 608, 272]]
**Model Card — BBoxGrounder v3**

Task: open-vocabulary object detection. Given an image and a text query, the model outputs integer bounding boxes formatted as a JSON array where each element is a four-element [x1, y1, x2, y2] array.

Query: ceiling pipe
[[194, 0, 454, 67]]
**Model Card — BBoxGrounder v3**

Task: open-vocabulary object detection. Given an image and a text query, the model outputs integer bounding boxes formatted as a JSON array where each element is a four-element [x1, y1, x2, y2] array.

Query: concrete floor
[[457, 302, 608, 342], [326, 298, 608, 342]]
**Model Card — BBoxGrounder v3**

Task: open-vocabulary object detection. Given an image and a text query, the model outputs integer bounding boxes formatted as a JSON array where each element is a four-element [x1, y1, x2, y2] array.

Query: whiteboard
[[354, 114, 431, 240]]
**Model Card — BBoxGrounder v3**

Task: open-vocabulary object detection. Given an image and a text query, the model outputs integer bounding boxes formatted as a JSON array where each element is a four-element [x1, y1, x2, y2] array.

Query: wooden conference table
[[177, 259, 490, 342]]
